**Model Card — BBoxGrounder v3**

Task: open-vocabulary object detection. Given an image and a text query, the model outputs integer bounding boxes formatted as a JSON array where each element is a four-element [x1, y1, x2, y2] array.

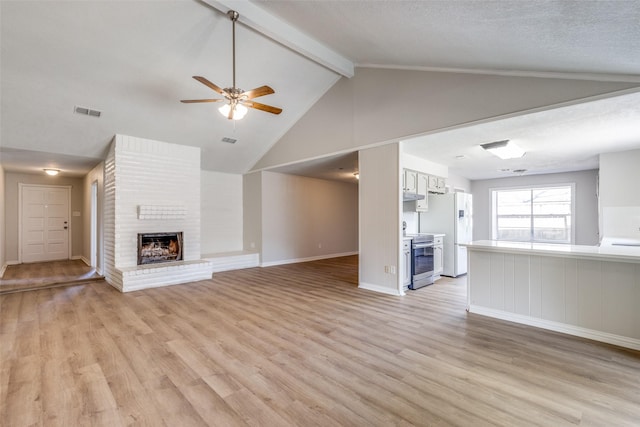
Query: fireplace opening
[[137, 232, 183, 265]]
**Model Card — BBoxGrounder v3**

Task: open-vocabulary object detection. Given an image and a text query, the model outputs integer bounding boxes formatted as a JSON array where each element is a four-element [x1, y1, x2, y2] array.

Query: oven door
[[410, 242, 435, 289]]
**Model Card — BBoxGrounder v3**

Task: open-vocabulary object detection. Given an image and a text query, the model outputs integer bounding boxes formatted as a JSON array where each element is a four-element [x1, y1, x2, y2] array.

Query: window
[[492, 185, 574, 243]]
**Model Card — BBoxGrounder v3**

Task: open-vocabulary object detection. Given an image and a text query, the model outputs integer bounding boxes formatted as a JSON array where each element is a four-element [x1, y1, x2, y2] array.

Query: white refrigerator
[[419, 192, 473, 277]]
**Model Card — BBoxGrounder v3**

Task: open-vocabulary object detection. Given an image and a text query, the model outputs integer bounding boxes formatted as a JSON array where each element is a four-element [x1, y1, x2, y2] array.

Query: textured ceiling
[[256, 0, 640, 78], [1, 0, 640, 180]]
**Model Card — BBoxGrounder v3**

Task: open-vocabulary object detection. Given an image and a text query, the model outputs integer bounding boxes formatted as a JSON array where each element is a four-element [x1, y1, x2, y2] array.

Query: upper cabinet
[[403, 169, 436, 212], [427, 175, 446, 194], [403, 169, 418, 192], [416, 173, 429, 211]]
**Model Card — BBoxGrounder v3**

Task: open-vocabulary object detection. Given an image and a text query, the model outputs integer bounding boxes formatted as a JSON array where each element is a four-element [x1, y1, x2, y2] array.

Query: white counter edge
[[464, 240, 640, 263], [469, 305, 640, 352]]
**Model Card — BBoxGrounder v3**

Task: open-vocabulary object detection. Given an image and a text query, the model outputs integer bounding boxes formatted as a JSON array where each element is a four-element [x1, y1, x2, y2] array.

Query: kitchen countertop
[[421, 232, 445, 237], [464, 240, 640, 263]]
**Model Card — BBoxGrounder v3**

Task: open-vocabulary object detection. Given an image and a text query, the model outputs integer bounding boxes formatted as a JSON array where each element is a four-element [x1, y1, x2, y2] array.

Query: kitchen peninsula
[[465, 240, 640, 351]]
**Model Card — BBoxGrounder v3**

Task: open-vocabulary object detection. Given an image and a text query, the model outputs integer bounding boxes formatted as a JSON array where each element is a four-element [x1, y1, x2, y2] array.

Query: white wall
[[243, 171, 262, 255], [201, 170, 243, 254], [359, 143, 403, 295], [0, 165, 5, 274], [82, 162, 104, 272], [3, 171, 85, 262], [599, 149, 640, 239], [260, 171, 358, 265], [447, 172, 471, 193], [253, 67, 636, 171], [471, 170, 599, 245], [402, 152, 448, 177]]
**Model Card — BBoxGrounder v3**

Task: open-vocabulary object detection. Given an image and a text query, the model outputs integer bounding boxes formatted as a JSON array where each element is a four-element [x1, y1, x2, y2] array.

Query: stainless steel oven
[[410, 234, 435, 290]]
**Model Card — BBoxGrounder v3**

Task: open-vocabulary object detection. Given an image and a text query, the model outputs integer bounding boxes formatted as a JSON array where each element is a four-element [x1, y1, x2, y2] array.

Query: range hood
[[403, 192, 425, 202]]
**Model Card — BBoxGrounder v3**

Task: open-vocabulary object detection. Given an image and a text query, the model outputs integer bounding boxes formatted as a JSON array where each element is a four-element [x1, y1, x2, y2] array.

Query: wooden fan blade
[[242, 85, 275, 100], [193, 76, 225, 95], [243, 100, 282, 115], [180, 99, 223, 103]]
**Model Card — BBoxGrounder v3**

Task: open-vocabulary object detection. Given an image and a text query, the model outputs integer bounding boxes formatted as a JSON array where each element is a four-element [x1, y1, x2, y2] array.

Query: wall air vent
[[222, 137, 237, 144], [74, 105, 102, 118]]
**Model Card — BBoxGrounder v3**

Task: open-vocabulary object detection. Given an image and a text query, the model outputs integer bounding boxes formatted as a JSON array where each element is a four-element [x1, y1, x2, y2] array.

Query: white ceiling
[[1, 0, 640, 180], [256, 0, 640, 79]]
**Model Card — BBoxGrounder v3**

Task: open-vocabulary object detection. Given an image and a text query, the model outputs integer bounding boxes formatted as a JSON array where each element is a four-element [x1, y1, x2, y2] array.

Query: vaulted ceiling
[[2, 0, 639, 179]]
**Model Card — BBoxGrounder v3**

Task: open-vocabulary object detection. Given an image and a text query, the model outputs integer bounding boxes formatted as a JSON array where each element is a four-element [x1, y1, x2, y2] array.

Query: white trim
[[358, 63, 640, 83], [201, 0, 354, 77], [260, 251, 358, 267], [6, 260, 20, 266], [79, 256, 91, 266], [0, 264, 7, 278], [70, 255, 82, 261], [358, 282, 405, 296], [469, 305, 640, 351]]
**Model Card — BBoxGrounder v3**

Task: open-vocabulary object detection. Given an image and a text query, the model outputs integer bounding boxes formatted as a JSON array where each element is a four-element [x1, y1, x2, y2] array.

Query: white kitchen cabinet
[[427, 175, 447, 194], [433, 235, 444, 279], [403, 239, 412, 288], [403, 169, 418, 192], [416, 173, 429, 211]]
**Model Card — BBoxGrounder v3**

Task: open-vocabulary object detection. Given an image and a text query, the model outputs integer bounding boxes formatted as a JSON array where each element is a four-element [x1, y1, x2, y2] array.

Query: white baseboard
[[469, 305, 640, 352], [260, 251, 358, 267], [78, 256, 91, 267], [70, 255, 82, 261], [6, 260, 20, 266], [358, 281, 404, 296], [0, 264, 7, 278]]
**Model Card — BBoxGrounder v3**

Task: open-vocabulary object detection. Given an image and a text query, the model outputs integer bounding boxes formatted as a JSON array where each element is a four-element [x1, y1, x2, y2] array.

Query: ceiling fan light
[[218, 103, 248, 120], [234, 103, 248, 120]]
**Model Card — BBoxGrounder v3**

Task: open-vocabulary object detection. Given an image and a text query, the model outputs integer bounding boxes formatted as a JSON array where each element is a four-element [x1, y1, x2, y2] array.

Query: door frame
[[90, 180, 98, 269], [18, 183, 72, 263]]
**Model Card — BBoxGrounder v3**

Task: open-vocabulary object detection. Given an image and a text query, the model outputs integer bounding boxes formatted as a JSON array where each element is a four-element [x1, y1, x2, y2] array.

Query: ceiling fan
[[181, 10, 282, 120]]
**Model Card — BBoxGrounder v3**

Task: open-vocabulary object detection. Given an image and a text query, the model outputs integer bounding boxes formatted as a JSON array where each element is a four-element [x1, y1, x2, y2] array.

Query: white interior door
[[21, 185, 70, 263]]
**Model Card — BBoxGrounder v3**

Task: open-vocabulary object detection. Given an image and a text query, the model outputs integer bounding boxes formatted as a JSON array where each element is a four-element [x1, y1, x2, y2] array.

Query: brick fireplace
[[103, 135, 212, 292]]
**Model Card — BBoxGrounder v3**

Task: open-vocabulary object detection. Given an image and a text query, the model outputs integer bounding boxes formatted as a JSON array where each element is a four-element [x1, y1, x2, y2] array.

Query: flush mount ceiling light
[[44, 168, 60, 176], [180, 10, 282, 121], [480, 140, 525, 160]]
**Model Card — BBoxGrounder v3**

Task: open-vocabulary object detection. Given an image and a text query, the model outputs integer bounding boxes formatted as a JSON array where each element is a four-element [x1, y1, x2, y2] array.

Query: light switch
[[72, 211, 81, 217]]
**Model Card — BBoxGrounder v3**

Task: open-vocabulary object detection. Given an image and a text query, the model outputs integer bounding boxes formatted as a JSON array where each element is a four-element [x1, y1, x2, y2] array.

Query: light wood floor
[[0, 259, 103, 294], [1, 255, 639, 426]]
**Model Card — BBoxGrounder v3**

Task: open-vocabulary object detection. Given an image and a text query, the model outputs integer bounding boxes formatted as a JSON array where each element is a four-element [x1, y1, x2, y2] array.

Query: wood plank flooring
[[1, 255, 639, 426], [0, 259, 103, 294]]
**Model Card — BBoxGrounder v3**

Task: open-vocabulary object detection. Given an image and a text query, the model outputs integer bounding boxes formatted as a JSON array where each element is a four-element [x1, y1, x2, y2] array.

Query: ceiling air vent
[[74, 105, 102, 118], [222, 137, 237, 144]]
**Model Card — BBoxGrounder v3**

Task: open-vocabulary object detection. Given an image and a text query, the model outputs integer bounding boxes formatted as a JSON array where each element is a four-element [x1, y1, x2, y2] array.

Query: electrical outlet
[[390, 266, 396, 274], [318, 243, 322, 248], [384, 266, 389, 273], [250, 242, 255, 249]]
